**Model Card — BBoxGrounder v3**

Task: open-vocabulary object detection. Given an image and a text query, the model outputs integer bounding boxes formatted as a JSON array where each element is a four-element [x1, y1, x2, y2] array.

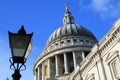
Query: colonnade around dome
[[34, 50, 90, 80]]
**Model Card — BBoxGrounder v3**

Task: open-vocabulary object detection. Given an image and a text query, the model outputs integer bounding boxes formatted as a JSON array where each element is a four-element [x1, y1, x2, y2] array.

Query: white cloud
[[91, 0, 109, 11], [80, 0, 120, 19]]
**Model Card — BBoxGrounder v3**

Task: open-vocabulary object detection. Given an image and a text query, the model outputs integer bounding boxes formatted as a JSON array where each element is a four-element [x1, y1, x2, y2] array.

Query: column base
[[55, 74, 59, 76], [64, 72, 69, 74]]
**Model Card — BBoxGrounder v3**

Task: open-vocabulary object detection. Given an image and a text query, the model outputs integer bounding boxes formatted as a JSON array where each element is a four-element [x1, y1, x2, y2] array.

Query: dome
[[34, 6, 99, 80], [47, 6, 97, 46], [47, 25, 97, 45]]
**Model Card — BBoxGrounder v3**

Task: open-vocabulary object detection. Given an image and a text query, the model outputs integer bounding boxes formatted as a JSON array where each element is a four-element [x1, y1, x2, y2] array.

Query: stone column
[[36, 69, 38, 80], [48, 58, 51, 78], [97, 44, 107, 80], [55, 55, 59, 76], [42, 62, 44, 80], [64, 53, 69, 74], [34, 71, 37, 80], [38, 66, 40, 80], [99, 54, 107, 80], [82, 51, 85, 60], [73, 51, 77, 69]]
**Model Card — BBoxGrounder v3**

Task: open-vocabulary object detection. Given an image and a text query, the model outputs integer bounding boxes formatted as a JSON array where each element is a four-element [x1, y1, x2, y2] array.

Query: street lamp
[[8, 25, 33, 80]]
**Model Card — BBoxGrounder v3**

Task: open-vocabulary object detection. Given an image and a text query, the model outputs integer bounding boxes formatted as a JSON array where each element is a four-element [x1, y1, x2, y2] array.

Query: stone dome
[[47, 24, 97, 45], [47, 6, 97, 46], [34, 6, 99, 80]]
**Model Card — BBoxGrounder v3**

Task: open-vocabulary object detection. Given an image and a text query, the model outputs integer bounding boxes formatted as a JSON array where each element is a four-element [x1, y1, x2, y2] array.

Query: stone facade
[[70, 18, 120, 80], [33, 6, 120, 80]]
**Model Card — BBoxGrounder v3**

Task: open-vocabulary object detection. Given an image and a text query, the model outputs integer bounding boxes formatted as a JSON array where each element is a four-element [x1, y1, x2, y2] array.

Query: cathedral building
[[33, 6, 120, 80]]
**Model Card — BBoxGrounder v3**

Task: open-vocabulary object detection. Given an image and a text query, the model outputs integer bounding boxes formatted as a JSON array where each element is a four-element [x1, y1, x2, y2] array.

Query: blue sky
[[0, 0, 120, 80]]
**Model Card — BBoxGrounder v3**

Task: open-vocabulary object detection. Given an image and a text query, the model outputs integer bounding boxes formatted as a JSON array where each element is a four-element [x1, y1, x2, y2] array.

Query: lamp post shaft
[[12, 69, 21, 80]]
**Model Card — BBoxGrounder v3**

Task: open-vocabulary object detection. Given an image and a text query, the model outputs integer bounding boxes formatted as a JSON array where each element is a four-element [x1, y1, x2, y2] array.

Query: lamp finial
[[18, 25, 26, 34]]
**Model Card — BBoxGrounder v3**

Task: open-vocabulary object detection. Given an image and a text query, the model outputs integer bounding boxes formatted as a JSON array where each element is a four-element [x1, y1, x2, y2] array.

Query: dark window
[[84, 51, 90, 57], [74, 39, 77, 42], [69, 66, 74, 73], [61, 41, 64, 44], [55, 43, 58, 46], [86, 40, 89, 43], [67, 40, 70, 42]]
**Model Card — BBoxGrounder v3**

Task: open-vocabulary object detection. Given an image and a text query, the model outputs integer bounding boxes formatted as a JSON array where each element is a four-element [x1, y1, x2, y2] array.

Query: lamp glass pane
[[13, 48, 25, 57], [10, 34, 31, 58]]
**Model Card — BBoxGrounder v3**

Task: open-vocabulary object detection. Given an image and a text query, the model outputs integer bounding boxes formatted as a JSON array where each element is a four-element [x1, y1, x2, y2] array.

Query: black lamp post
[[8, 25, 33, 80]]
